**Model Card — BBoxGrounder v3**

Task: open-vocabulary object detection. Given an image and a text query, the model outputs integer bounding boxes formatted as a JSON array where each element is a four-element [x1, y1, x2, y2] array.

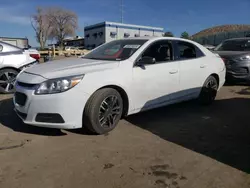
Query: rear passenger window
[[177, 42, 197, 59]]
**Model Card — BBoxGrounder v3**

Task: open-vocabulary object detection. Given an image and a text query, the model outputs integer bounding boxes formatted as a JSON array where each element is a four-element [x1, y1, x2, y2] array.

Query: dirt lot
[[0, 85, 250, 188]]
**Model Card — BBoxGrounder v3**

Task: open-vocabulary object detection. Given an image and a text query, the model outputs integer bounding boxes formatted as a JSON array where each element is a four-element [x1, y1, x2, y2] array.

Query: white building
[[84, 21, 164, 49], [0, 37, 29, 48]]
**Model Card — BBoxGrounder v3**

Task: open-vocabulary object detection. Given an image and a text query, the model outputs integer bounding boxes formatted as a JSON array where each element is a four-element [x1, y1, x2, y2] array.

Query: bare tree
[[48, 7, 78, 47], [31, 7, 52, 49]]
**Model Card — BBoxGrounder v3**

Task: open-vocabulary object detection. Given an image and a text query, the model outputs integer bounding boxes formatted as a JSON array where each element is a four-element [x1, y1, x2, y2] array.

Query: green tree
[[163, 31, 174, 37], [181, 31, 190, 39]]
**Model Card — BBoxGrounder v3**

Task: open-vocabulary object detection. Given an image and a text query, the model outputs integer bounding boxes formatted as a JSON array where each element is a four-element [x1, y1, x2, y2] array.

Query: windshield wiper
[[82, 57, 101, 60], [82, 57, 117, 61]]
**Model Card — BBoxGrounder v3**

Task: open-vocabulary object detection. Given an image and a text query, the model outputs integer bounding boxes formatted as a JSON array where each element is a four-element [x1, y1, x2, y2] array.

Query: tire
[[0, 69, 19, 94], [198, 75, 218, 105], [83, 88, 123, 134]]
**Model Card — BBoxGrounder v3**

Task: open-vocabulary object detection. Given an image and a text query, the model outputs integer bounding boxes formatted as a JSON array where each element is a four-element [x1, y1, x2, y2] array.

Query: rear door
[[174, 41, 208, 99]]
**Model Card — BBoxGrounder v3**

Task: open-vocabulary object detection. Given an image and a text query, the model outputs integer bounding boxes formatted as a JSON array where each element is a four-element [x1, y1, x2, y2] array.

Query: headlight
[[35, 75, 84, 95]]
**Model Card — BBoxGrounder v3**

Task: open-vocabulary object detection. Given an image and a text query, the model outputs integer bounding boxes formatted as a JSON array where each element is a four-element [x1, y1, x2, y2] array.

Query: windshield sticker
[[123, 45, 141, 49]]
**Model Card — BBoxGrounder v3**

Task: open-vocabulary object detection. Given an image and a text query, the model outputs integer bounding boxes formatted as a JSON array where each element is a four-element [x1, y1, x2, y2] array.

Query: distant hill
[[192, 25, 250, 38]]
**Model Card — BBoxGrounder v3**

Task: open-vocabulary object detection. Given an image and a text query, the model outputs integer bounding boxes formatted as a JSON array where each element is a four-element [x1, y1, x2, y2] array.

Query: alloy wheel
[[99, 95, 122, 128], [206, 79, 218, 90], [0, 71, 17, 92]]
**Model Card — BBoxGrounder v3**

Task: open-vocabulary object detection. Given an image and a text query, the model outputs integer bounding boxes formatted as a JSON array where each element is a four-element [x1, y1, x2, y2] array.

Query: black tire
[[83, 88, 123, 135], [0, 69, 19, 94], [198, 75, 218, 105]]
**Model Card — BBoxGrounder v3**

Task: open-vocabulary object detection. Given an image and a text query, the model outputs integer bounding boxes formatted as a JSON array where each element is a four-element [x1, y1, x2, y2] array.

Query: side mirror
[[136, 56, 156, 66]]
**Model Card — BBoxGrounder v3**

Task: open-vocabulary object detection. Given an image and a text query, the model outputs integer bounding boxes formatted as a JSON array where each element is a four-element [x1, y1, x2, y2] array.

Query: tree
[[31, 7, 52, 49], [48, 7, 78, 47], [181, 31, 190, 39], [163, 31, 174, 37]]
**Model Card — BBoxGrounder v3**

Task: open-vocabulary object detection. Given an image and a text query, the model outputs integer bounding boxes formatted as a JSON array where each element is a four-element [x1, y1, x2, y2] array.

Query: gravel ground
[[0, 85, 250, 188]]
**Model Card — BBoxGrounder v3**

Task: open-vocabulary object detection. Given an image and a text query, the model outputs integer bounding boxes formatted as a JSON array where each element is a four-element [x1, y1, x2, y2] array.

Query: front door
[[130, 40, 180, 112]]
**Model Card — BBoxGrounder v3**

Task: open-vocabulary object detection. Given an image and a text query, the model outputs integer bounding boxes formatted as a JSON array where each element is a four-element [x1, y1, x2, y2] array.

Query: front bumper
[[225, 60, 250, 81], [226, 70, 250, 81], [13, 82, 91, 129]]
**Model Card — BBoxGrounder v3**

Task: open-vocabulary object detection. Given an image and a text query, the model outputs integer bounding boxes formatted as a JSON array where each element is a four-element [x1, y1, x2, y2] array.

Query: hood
[[24, 57, 119, 79], [213, 51, 250, 59]]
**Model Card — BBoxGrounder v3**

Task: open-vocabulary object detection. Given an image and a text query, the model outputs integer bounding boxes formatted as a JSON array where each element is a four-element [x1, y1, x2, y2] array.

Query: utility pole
[[120, 0, 124, 23]]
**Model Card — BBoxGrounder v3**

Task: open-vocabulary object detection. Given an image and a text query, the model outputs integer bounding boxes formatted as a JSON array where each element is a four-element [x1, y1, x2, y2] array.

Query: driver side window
[[140, 40, 173, 64]]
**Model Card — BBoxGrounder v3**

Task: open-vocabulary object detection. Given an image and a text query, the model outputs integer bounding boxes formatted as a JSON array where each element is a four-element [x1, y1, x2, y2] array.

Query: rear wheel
[[0, 69, 18, 94], [83, 88, 123, 134], [198, 75, 218, 105]]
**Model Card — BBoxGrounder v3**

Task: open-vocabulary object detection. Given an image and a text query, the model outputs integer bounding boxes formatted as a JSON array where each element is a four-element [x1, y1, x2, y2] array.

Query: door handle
[[200, 65, 206, 68], [169, 70, 178, 74]]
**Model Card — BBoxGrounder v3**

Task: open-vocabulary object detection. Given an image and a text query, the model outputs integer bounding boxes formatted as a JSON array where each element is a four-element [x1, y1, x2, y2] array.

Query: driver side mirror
[[136, 56, 156, 66]]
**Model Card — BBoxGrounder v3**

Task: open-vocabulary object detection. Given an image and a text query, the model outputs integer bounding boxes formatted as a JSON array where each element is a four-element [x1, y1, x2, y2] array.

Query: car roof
[[119, 36, 194, 43], [224, 37, 250, 41]]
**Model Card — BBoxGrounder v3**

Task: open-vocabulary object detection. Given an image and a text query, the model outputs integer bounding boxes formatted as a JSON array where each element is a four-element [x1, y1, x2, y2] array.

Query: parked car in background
[[64, 46, 78, 51], [24, 48, 40, 61], [14, 37, 225, 134], [213, 38, 250, 83], [77, 47, 85, 50], [203, 44, 215, 51], [0, 41, 38, 94]]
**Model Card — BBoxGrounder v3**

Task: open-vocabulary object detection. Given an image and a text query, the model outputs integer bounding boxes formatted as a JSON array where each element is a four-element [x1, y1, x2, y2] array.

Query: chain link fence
[[192, 30, 250, 46]]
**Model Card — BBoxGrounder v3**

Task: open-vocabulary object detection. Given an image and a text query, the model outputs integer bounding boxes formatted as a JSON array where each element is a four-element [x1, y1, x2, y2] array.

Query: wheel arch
[[0, 66, 20, 72], [210, 73, 219, 86], [98, 85, 129, 117]]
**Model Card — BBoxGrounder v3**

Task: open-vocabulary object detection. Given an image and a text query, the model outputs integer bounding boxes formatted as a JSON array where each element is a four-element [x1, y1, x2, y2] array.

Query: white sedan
[[0, 42, 38, 94], [14, 37, 225, 134]]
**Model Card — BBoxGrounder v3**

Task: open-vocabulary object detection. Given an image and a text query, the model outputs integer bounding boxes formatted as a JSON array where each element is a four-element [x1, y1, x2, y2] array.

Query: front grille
[[14, 92, 27, 106], [17, 81, 37, 88], [16, 109, 27, 120], [233, 67, 248, 74]]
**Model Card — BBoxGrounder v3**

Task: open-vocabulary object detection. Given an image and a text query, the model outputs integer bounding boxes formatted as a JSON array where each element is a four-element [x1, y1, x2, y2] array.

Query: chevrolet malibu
[[14, 37, 226, 134]]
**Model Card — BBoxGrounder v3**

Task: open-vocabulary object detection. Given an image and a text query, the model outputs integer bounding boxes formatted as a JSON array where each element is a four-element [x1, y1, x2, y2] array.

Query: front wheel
[[198, 76, 218, 105], [83, 88, 123, 134], [0, 69, 18, 94]]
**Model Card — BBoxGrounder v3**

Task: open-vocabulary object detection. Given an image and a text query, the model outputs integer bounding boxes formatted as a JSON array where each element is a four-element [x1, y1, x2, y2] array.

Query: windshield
[[214, 39, 250, 51], [83, 39, 147, 61]]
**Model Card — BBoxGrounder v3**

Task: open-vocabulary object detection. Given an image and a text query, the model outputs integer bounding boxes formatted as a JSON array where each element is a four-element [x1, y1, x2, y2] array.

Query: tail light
[[30, 54, 40, 60]]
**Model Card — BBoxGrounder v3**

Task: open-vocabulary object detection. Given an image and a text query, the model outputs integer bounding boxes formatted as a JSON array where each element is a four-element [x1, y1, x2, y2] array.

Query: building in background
[[84, 21, 164, 49], [192, 25, 250, 46], [0, 37, 29, 49], [62, 36, 84, 48]]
